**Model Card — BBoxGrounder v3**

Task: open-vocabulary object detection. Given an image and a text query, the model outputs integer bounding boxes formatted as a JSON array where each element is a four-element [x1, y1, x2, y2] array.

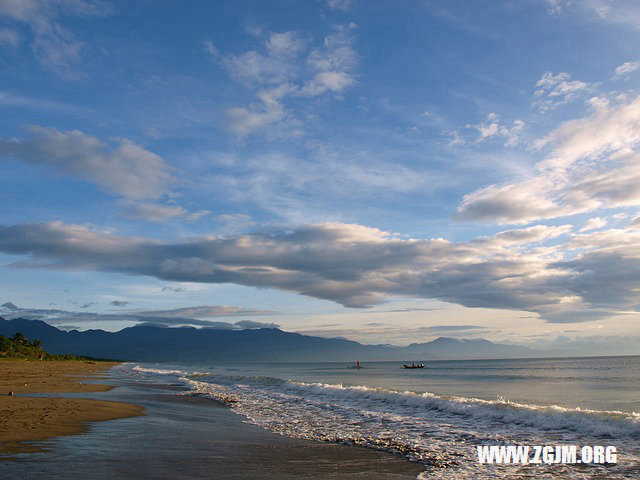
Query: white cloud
[[203, 40, 218, 59], [477, 224, 572, 247], [185, 210, 212, 222], [0, 126, 220, 225], [543, 1, 640, 32], [447, 130, 464, 147], [579, 217, 607, 232], [0, 125, 176, 200], [466, 113, 525, 147], [0, 0, 112, 77], [614, 61, 640, 79], [457, 94, 640, 224], [457, 177, 564, 224], [226, 83, 298, 137], [544, 0, 567, 15], [265, 31, 305, 57], [300, 23, 358, 95], [126, 202, 186, 221], [223, 51, 294, 87], [123, 202, 211, 223], [0, 26, 20, 47], [220, 24, 358, 137], [536, 95, 640, 169], [533, 72, 593, 112], [301, 70, 355, 96], [327, 0, 354, 11], [226, 105, 283, 136], [590, 0, 640, 30], [221, 31, 305, 88]]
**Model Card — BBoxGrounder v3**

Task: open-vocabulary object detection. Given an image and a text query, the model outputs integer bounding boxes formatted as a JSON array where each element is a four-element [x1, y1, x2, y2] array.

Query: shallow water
[[126, 356, 640, 479], [1, 369, 420, 479]]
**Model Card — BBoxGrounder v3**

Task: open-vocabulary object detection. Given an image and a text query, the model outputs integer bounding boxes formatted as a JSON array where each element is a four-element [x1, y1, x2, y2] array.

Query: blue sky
[[1, 0, 640, 350]]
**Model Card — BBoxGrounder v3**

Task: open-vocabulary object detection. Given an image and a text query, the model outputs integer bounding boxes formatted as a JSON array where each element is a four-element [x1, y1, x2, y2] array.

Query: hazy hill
[[0, 317, 536, 363], [404, 337, 536, 359]]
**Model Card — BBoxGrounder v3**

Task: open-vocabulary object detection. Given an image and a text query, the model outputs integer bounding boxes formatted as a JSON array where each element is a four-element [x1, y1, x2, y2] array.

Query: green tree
[[12, 332, 28, 346], [0, 335, 11, 353]]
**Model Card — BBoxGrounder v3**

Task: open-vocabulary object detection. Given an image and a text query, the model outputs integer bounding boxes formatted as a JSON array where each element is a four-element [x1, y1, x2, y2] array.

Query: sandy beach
[[0, 360, 143, 454]]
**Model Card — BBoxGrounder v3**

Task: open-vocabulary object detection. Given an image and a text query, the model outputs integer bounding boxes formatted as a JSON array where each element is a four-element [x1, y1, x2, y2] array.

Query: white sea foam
[[284, 381, 640, 438], [127, 365, 640, 479], [131, 366, 188, 375]]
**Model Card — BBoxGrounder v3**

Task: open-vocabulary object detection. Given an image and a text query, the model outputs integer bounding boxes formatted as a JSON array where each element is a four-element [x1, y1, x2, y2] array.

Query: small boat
[[403, 364, 425, 369]]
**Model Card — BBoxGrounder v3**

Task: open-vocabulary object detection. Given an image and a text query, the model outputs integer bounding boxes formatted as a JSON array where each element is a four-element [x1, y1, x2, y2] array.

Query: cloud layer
[[0, 302, 279, 329], [1, 220, 639, 323]]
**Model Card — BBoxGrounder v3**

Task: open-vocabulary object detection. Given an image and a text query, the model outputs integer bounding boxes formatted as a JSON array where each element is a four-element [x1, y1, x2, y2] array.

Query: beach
[[0, 362, 423, 479], [0, 360, 143, 454], [6, 358, 638, 479]]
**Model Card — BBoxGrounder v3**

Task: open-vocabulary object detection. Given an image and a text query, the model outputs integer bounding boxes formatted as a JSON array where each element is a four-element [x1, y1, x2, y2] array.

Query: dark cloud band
[[1, 220, 638, 323]]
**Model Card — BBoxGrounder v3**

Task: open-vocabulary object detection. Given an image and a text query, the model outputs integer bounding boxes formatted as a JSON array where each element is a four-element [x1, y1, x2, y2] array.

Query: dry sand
[[0, 360, 143, 454]]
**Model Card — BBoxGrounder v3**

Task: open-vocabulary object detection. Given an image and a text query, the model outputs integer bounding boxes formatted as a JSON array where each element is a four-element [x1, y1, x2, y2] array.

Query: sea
[[121, 356, 640, 479]]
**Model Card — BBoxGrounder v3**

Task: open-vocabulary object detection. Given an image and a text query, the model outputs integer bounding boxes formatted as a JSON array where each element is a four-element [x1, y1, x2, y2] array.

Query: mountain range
[[0, 317, 537, 362]]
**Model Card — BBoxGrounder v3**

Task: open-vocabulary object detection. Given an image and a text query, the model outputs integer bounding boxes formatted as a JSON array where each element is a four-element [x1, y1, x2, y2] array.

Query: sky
[[1, 0, 640, 351]]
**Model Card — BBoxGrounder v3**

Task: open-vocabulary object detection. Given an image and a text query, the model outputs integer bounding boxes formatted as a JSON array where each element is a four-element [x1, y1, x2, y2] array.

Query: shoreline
[[0, 360, 143, 455], [1, 363, 424, 478]]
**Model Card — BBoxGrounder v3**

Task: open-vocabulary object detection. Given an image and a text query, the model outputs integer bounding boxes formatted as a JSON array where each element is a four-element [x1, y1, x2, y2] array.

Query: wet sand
[[1, 365, 424, 479], [0, 361, 143, 454]]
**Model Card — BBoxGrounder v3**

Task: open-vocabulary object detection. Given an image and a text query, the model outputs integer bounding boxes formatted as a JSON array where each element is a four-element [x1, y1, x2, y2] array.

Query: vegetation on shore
[[0, 332, 98, 361]]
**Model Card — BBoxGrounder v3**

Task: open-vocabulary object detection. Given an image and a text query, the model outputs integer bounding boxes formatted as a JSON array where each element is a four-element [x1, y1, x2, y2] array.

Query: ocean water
[[122, 356, 640, 479]]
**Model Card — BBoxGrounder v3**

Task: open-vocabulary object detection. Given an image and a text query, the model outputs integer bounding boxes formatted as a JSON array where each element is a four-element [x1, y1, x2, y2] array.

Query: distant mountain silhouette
[[403, 337, 536, 359], [0, 317, 536, 362]]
